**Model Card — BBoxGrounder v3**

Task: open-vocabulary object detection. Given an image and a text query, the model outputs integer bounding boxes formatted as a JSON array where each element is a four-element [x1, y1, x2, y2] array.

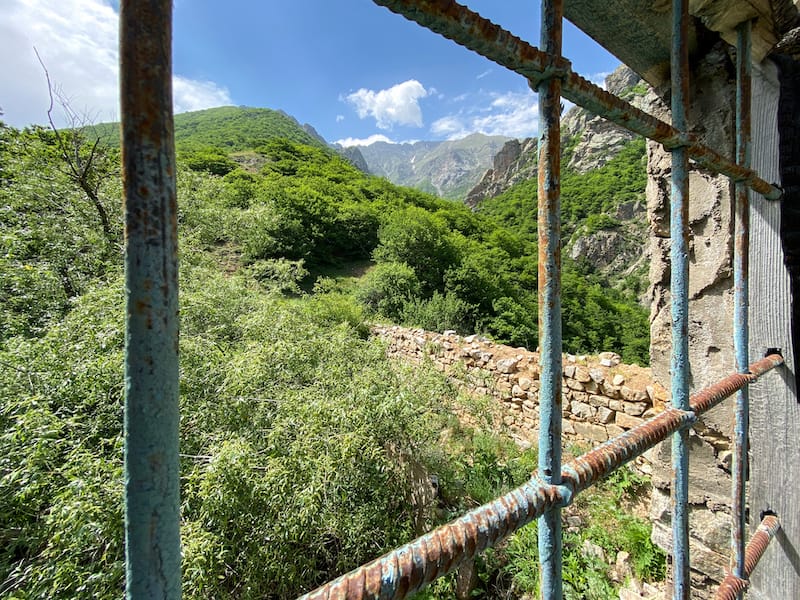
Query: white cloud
[[334, 134, 395, 147], [345, 80, 427, 130], [430, 116, 466, 138], [335, 114, 345, 122], [476, 69, 493, 80], [0, 0, 232, 128], [588, 71, 611, 90], [173, 76, 232, 114], [431, 89, 539, 139]]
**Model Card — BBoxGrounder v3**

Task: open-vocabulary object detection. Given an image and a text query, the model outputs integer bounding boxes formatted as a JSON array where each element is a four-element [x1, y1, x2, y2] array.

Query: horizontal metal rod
[[714, 515, 781, 600], [296, 355, 783, 600], [371, 0, 782, 201]]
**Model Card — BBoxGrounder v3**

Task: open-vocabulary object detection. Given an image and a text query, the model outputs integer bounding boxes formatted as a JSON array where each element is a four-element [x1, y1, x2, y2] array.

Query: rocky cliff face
[[464, 137, 538, 208], [561, 66, 645, 173], [569, 200, 648, 274], [466, 65, 649, 207], [335, 145, 370, 173], [463, 65, 654, 299]]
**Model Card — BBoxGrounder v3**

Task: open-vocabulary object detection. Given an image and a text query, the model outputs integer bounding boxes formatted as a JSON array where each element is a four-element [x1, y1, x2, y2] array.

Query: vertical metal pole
[[731, 19, 752, 600], [120, 1, 181, 598], [670, 0, 691, 598], [536, 0, 563, 597]]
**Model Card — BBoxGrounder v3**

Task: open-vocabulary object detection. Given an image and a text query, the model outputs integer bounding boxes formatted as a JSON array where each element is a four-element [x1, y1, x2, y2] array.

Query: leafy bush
[[356, 262, 421, 320], [484, 296, 538, 349], [579, 468, 666, 582], [401, 291, 476, 335], [583, 212, 621, 234], [180, 146, 238, 175], [373, 207, 459, 293], [498, 466, 664, 600], [244, 258, 309, 294], [3, 265, 538, 598]]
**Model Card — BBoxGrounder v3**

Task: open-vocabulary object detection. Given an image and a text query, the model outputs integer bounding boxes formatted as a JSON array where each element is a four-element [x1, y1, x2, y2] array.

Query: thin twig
[[0, 359, 31, 375]]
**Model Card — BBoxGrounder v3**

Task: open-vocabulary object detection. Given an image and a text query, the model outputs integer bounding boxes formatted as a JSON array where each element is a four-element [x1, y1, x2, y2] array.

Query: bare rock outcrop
[[466, 65, 651, 207], [464, 137, 537, 207], [561, 65, 648, 173]]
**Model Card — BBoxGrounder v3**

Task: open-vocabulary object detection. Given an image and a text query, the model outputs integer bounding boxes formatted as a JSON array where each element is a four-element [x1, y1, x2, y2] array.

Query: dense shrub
[[356, 262, 421, 320], [3, 263, 563, 598], [373, 207, 459, 293], [401, 291, 477, 335]]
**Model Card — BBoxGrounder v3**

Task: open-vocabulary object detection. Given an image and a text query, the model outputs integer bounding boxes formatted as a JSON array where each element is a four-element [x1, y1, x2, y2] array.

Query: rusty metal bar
[[714, 515, 781, 600], [669, 0, 691, 597], [120, 1, 181, 598], [370, 0, 782, 201], [296, 355, 783, 600], [298, 480, 566, 600], [536, 0, 564, 596], [731, 19, 752, 600], [562, 355, 782, 495]]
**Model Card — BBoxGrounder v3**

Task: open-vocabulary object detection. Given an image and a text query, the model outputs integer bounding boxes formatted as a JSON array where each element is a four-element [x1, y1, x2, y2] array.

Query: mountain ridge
[[89, 106, 328, 151], [349, 133, 511, 200]]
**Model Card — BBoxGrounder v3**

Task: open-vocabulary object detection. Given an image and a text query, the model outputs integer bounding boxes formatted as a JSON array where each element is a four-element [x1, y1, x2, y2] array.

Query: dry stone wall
[[373, 325, 734, 597], [372, 325, 667, 457]]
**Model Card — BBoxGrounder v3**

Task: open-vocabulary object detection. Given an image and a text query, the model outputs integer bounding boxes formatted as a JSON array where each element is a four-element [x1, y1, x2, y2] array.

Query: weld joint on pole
[[528, 63, 572, 90], [532, 475, 574, 508], [676, 409, 698, 430]]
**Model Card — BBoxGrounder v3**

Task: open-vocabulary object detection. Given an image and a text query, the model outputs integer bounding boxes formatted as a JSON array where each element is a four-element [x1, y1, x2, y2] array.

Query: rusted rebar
[[714, 515, 781, 600], [371, 0, 782, 201], [120, 0, 181, 597], [296, 356, 783, 600], [298, 481, 566, 600]]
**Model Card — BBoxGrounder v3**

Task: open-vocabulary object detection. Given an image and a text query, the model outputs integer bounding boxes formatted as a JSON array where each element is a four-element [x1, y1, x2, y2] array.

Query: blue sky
[[2, 0, 620, 145]]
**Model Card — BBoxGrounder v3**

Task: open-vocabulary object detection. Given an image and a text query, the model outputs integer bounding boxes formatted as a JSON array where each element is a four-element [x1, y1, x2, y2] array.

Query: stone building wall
[[644, 42, 744, 597]]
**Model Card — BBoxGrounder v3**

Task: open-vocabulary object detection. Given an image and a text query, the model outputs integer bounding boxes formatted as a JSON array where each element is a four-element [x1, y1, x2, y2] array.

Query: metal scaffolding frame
[[117, 0, 784, 598]]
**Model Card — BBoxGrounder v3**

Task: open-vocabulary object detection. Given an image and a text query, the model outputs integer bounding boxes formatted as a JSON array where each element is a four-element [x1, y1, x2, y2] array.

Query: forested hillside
[[477, 137, 650, 299], [92, 106, 328, 151], [0, 111, 659, 598]]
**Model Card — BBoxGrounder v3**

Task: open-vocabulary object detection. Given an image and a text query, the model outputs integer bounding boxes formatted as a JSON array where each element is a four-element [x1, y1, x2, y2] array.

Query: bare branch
[[33, 47, 116, 245]]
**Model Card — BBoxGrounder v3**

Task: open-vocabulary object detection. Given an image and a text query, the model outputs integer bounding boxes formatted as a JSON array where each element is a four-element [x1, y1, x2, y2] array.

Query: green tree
[[373, 207, 459, 293], [356, 262, 421, 320], [0, 124, 122, 342], [179, 145, 238, 176]]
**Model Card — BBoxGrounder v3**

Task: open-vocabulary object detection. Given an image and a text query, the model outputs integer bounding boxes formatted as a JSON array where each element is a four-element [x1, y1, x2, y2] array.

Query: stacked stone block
[[372, 325, 667, 457]]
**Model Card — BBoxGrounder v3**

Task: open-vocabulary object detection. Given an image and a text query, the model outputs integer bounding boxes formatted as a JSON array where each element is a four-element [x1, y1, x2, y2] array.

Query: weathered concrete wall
[[645, 41, 742, 598], [645, 42, 800, 598], [372, 325, 667, 468]]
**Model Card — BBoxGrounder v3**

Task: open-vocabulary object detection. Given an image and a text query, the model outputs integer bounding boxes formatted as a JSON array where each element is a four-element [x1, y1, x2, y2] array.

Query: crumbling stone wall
[[372, 325, 666, 463], [374, 313, 738, 598]]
